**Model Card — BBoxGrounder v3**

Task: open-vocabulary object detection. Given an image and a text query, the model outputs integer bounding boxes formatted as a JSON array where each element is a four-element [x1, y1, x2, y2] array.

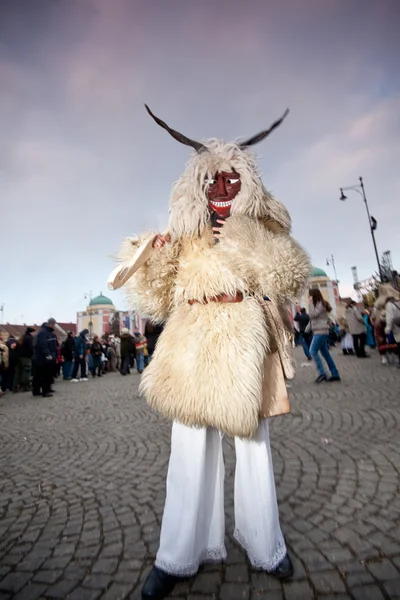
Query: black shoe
[[328, 376, 341, 382], [270, 553, 294, 579], [42, 393, 53, 398], [315, 375, 327, 383], [307, 356, 312, 361], [141, 566, 182, 600], [49, 389, 56, 393]]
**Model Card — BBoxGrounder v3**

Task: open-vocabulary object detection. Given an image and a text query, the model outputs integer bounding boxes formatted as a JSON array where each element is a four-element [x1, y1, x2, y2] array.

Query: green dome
[[311, 267, 328, 278], [89, 293, 114, 306]]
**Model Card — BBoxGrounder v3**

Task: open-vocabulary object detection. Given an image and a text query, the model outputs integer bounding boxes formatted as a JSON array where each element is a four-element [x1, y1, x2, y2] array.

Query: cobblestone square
[[1, 348, 399, 599]]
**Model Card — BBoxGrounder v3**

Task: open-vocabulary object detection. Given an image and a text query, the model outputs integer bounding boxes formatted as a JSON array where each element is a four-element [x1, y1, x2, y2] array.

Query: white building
[[297, 266, 340, 318], [76, 292, 146, 337]]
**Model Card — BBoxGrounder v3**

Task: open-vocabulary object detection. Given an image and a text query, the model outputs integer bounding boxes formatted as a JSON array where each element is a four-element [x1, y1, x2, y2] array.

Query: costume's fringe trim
[[155, 544, 227, 577], [233, 529, 287, 571]]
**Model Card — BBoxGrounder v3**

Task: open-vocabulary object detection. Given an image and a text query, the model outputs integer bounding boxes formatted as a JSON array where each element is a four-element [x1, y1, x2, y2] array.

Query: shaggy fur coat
[[116, 142, 310, 439]]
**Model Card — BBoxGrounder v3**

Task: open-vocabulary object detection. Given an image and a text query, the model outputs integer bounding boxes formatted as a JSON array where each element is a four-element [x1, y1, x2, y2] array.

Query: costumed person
[[109, 105, 311, 600], [375, 284, 400, 366]]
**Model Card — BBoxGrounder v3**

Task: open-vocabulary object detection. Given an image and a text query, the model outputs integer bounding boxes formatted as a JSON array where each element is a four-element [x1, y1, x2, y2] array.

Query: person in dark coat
[[144, 321, 164, 365], [120, 328, 135, 375], [90, 335, 103, 377], [61, 332, 75, 380], [13, 327, 35, 392], [32, 318, 57, 397], [294, 308, 312, 360]]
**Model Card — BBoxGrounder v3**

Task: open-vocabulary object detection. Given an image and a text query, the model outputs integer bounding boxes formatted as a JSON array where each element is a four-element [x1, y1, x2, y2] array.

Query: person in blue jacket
[[363, 311, 376, 349], [72, 329, 89, 382]]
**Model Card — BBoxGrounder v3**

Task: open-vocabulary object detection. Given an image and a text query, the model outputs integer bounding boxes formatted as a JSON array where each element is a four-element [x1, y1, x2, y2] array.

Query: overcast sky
[[1, 0, 399, 324]]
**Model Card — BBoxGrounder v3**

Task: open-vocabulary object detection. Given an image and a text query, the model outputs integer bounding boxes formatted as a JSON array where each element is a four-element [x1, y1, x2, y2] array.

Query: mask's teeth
[[212, 200, 233, 207]]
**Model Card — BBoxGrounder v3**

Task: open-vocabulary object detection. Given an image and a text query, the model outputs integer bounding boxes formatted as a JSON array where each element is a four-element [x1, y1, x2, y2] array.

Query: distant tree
[[110, 312, 120, 337]]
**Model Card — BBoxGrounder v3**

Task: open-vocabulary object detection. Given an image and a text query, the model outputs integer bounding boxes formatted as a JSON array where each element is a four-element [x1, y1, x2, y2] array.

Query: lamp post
[[326, 254, 340, 298], [326, 254, 339, 285], [84, 290, 93, 336], [339, 176, 383, 281]]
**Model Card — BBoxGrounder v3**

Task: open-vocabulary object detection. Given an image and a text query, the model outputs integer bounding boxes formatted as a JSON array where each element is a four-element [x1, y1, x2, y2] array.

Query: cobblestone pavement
[[0, 347, 399, 600]]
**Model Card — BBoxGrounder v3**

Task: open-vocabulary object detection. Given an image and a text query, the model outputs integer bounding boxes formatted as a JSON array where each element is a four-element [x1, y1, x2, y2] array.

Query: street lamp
[[339, 176, 383, 281], [326, 254, 339, 285]]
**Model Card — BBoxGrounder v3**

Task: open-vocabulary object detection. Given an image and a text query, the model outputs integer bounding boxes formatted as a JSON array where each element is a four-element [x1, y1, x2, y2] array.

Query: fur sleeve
[[116, 236, 180, 324], [217, 215, 311, 303]]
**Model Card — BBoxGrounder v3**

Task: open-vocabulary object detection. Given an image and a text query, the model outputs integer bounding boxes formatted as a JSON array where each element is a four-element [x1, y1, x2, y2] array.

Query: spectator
[[337, 318, 354, 356], [345, 301, 368, 358], [108, 342, 117, 371], [115, 338, 121, 371], [90, 335, 103, 377], [62, 332, 75, 380], [378, 286, 400, 367], [32, 318, 57, 397], [55, 339, 63, 378], [0, 340, 9, 395], [362, 310, 376, 349], [101, 339, 111, 374], [120, 328, 135, 375], [372, 310, 392, 365], [307, 289, 340, 383], [13, 327, 35, 392], [49, 325, 58, 382], [294, 308, 311, 360], [134, 330, 146, 374], [72, 329, 89, 382], [3, 337, 18, 392], [144, 321, 164, 364]]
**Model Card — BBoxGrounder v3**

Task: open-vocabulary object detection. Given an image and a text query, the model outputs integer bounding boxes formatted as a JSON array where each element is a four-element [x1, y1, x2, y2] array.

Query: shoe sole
[[270, 567, 294, 579]]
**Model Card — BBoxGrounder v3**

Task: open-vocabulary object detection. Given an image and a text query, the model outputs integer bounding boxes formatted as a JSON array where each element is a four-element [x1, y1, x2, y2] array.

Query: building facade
[[296, 267, 340, 318], [76, 293, 145, 337]]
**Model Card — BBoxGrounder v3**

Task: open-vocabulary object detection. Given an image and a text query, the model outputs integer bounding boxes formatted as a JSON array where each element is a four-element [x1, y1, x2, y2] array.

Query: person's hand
[[152, 233, 171, 248], [212, 219, 225, 239], [79, 355, 83, 359]]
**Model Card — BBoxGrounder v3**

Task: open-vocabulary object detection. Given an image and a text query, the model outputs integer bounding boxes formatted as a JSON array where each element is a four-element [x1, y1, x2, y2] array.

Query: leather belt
[[188, 292, 243, 305]]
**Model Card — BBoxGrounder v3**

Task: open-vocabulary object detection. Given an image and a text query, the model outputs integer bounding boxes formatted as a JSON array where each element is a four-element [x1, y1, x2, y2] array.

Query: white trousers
[[155, 419, 286, 576]]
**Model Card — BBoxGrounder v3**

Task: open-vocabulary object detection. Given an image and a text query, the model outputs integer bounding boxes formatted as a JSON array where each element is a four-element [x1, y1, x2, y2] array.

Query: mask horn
[[239, 109, 289, 148], [145, 104, 205, 153]]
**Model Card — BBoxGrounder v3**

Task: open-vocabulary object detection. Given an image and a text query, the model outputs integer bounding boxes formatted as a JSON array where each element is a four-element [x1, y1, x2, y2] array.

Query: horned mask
[[145, 104, 291, 238]]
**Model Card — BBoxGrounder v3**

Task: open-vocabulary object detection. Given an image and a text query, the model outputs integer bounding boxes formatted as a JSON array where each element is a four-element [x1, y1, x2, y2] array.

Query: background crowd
[[294, 283, 400, 382], [2, 283, 398, 398], [0, 320, 164, 398]]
